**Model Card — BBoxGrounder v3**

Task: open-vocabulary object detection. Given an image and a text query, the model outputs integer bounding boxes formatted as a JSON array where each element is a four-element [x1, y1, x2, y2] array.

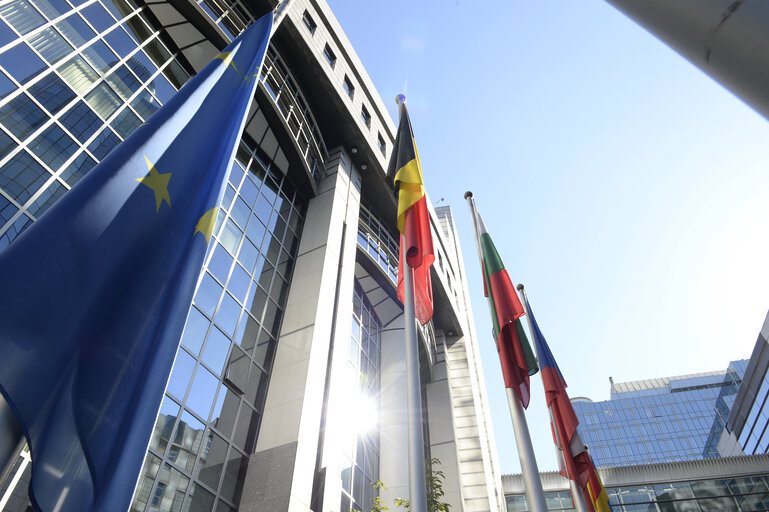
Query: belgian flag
[[386, 97, 434, 325]]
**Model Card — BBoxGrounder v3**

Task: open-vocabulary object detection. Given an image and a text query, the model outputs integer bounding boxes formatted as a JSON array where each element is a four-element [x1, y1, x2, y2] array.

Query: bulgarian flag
[[523, 293, 612, 512], [386, 96, 434, 325], [466, 193, 538, 407]]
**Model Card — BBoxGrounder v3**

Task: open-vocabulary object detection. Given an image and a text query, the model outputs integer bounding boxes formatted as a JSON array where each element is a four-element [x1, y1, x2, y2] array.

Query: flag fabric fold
[[0, 15, 272, 512], [466, 195, 538, 407], [524, 294, 612, 512], [386, 100, 434, 325]]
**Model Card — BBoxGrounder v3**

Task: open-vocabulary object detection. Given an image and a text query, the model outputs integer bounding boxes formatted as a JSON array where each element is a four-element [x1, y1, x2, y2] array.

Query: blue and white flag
[[0, 14, 272, 512]]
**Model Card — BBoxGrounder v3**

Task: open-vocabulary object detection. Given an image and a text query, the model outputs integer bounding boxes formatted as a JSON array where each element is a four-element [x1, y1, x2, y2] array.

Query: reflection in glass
[[0, 93, 48, 140], [28, 73, 75, 115], [0, 150, 51, 204], [186, 365, 218, 419], [202, 327, 230, 376]]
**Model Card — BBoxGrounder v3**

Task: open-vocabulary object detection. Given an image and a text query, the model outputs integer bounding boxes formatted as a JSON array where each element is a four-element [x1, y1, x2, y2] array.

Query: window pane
[[176, 411, 204, 472], [215, 293, 240, 337], [101, 0, 134, 21], [208, 243, 233, 283], [201, 327, 230, 376], [143, 38, 172, 69], [0, 193, 18, 226], [29, 123, 77, 170], [0, 213, 31, 251], [0, 0, 46, 35], [180, 307, 209, 356], [232, 403, 257, 451], [28, 73, 75, 115], [194, 273, 222, 317], [149, 396, 179, 454], [0, 93, 48, 141], [107, 64, 141, 100], [30, 0, 71, 20], [57, 54, 99, 95], [110, 107, 141, 138], [29, 179, 66, 217], [81, 1, 114, 32], [0, 150, 50, 204], [130, 89, 160, 120], [104, 25, 136, 58], [86, 127, 120, 160], [60, 151, 96, 186], [186, 366, 218, 419], [167, 348, 195, 399], [123, 13, 152, 44], [82, 39, 119, 74], [195, 431, 227, 491], [210, 385, 238, 439], [85, 81, 122, 120], [27, 27, 74, 65], [0, 71, 15, 101], [60, 100, 101, 143], [184, 484, 214, 512], [0, 129, 14, 162], [220, 448, 246, 504], [0, 43, 46, 84], [56, 14, 96, 47]]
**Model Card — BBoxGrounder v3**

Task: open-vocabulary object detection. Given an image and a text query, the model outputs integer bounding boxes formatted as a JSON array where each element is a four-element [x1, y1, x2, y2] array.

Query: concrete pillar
[[605, 0, 769, 119], [239, 148, 361, 512]]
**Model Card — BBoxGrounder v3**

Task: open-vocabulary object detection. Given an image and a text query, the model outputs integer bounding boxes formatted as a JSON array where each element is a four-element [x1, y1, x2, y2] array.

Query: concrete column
[[239, 148, 361, 512], [425, 334, 464, 511], [605, 0, 769, 119]]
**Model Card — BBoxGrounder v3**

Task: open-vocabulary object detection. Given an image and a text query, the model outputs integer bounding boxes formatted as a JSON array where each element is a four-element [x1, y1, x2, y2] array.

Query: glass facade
[[339, 281, 382, 512], [505, 474, 769, 512], [130, 142, 306, 512], [0, 0, 188, 249], [357, 202, 398, 284], [0, 1, 309, 510], [573, 361, 747, 467], [737, 366, 769, 455]]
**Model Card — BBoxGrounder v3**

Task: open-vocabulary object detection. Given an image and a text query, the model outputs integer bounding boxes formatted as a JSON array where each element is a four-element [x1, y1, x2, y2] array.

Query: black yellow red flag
[[386, 96, 434, 324]]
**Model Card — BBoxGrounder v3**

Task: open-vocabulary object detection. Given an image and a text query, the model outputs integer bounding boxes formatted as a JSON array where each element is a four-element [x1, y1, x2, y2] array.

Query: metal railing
[[357, 204, 398, 284]]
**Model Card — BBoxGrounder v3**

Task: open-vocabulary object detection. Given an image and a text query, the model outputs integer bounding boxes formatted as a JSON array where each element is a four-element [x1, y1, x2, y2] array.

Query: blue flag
[[0, 14, 271, 512]]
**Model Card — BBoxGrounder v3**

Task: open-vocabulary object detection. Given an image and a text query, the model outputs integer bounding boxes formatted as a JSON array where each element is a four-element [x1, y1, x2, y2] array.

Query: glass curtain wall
[[338, 281, 382, 512], [0, 0, 189, 249], [130, 142, 306, 512]]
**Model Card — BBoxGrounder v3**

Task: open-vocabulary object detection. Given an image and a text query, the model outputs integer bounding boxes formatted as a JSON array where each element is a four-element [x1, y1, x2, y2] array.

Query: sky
[[327, 0, 769, 475]]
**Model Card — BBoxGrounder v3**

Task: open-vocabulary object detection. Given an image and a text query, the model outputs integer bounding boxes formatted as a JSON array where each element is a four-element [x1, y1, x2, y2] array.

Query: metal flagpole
[[518, 284, 588, 512], [402, 263, 428, 512], [463, 192, 547, 512]]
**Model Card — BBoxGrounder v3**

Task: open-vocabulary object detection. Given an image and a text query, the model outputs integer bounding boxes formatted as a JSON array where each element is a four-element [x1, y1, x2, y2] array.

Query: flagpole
[[402, 263, 429, 512], [463, 192, 547, 512], [517, 284, 589, 512]]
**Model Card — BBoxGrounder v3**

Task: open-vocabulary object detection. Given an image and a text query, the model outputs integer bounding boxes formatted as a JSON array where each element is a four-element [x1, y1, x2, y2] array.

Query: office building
[[0, 0, 505, 511], [503, 453, 769, 512], [724, 311, 769, 457], [571, 361, 747, 467]]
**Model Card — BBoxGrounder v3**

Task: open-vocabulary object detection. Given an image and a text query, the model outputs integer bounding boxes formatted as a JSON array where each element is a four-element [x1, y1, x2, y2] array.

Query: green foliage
[[391, 458, 450, 512], [370, 481, 389, 511]]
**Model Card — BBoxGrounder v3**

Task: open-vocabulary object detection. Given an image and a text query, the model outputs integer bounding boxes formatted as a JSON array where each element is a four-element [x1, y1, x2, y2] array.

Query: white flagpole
[[402, 262, 428, 512], [464, 192, 547, 512], [518, 284, 589, 512]]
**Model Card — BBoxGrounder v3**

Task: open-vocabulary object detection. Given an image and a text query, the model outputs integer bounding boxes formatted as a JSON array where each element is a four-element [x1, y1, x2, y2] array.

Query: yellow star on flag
[[193, 207, 217, 244], [215, 51, 237, 71], [136, 156, 171, 212]]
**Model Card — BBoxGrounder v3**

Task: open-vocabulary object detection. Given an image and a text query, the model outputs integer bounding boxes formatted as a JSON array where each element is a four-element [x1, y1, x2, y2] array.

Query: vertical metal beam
[[403, 265, 428, 512], [604, 0, 769, 119]]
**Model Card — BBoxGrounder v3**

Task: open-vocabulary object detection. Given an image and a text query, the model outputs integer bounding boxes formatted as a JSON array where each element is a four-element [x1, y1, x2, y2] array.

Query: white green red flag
[[467, 195, 538, 407]]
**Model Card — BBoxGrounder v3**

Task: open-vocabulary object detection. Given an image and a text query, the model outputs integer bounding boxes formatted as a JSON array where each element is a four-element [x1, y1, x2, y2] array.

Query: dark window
[[0, 150, 51, 204], [0, 93, 47, 141], [301, 10, 316, 34], [377, 133, 386, 155], [60, 152, 96, 186], [86, 127, 120, 160], [28, 73, 75, 115], [323, 44, 336, 67], [29, 123, 77, 170], [0, 191, 18, 225], [29, 179, 66, 217], [0, 129, 14, 160], [361, 104, 371, 128], [342, 75, 354, 99], [109, 108, 141, 138], [60, 101, 100, 143], [0, 213, 31, 251]]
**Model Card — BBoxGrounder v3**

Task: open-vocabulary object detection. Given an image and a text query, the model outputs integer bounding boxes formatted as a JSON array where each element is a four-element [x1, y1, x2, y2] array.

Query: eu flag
[[0, 14, 272, 512]]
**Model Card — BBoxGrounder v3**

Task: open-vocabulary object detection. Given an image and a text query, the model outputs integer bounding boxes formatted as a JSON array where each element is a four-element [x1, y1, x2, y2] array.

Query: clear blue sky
[[327, 0, 769, 475]]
